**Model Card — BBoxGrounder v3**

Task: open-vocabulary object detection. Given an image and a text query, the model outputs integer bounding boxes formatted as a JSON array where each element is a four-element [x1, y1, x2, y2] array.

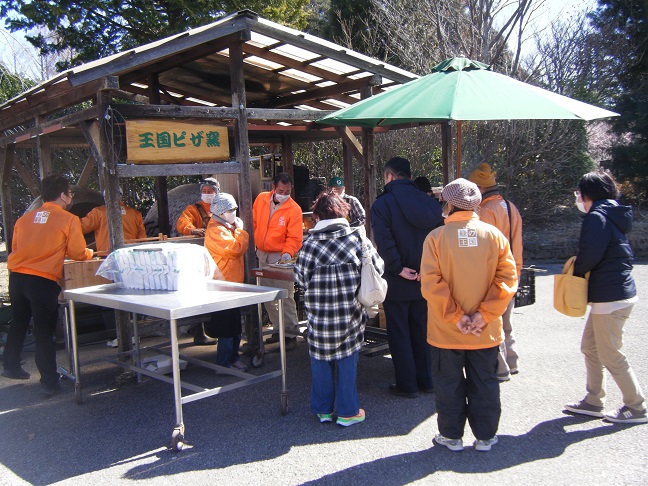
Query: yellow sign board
[[126, 120, 230, 164]]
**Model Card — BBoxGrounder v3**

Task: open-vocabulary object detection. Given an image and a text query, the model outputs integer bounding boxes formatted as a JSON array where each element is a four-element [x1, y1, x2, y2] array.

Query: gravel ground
[[0, 260, 647, 485]]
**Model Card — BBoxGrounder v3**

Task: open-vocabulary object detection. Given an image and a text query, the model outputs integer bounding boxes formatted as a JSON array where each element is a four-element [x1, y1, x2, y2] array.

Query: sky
[[1, 0, 600, 82]]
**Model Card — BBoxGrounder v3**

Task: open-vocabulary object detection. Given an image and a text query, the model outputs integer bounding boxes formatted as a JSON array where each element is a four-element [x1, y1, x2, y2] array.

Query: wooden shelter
[[0, 10, 422, 272]]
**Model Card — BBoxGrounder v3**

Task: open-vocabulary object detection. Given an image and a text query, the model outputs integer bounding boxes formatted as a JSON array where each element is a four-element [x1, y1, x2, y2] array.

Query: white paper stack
[[96, 243, 217, 291]]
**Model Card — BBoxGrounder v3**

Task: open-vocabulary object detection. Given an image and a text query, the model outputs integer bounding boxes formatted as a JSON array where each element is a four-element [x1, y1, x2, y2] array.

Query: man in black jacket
[[371, 157, 443, 397]]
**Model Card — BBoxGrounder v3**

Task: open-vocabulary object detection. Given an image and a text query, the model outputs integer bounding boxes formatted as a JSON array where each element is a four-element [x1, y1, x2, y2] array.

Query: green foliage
[[0, 61, 34, 103], [1, 0, 310, 70], [590, 0, 648, 197]]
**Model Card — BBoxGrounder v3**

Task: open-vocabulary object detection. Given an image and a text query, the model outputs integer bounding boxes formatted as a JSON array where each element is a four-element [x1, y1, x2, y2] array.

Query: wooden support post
[[36, 115, 52, 179], [0, 146, 15, 252], [76, 153, 97, 187], [455, 121, 463, 179], [361, 86, 376, 237], [230, 35, 258, 345], [342, 143, 354, 195], [281, 135, 294, 194], [148, 74, 171, 236], [441, 122, 452, 185]]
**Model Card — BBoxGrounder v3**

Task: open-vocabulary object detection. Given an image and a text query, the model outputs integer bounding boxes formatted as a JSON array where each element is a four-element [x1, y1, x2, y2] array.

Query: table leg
[[278, 299, 288, 415], [169, 318, 185, 451], [252, 276, 265, 368], [133, 313, 142, 383], [68, 300, 82, 404]]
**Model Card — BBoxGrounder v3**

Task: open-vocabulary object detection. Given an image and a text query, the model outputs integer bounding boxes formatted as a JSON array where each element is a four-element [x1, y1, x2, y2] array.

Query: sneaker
[[603, 406, 648, 424], [230, 360, 248, 372], [1, 367, 30, 380], [564, 399, 604, 418], [336, 409, 365, 427], [509, 368, 519, 375], [389, 384, 418, 398], [265, 333, 280, 344], [40, 382, 62, 397], [434, 434, 464, 452], [474, 436, 498, 452], [317, 413, 334, 423]]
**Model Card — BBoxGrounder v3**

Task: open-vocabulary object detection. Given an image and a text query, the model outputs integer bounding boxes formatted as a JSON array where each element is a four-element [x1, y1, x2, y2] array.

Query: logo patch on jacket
[[278, 216, 286, 227], [33, 211, 50, 224], [499, 201, 509, 213], [458, 228, 478, 247]]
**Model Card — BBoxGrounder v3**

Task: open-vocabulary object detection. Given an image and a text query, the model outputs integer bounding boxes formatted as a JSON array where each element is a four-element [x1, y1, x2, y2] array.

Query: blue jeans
[[216, 336, 241, 367], [310, 351, 360, 417]]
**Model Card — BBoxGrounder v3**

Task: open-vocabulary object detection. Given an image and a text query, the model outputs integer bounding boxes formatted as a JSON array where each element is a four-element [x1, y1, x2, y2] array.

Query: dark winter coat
[[574, 199, 636, 302], [370, 179, 443, 300], [294, 219, 384, 361]]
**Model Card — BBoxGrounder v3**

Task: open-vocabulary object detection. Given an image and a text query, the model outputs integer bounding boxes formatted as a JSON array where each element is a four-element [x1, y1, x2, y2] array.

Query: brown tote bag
[[553, 256, 589, 317]]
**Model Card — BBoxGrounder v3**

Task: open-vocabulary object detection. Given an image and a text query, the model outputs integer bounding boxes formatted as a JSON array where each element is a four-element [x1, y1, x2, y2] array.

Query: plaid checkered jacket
[[294, 219, 384, 361]]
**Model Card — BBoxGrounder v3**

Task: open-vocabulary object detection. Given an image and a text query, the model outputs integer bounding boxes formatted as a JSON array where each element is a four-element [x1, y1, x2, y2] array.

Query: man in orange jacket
[[421, 178, 517, 452], [80, 186, 146, 253], [2, 175, 93, 396], [176, 177, 220, 236], [469, 163, 523, 381], [253, 173, 303, 347]]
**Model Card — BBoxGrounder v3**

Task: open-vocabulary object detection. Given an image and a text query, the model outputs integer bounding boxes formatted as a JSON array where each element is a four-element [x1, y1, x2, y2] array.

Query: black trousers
[[383, 298, 433, 393], [430, 345, 501, 440], [4, 272, 61, 386]]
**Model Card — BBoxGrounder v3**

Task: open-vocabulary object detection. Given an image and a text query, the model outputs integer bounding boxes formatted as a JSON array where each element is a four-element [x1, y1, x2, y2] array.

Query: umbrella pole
[[456, 121, 463, 179]]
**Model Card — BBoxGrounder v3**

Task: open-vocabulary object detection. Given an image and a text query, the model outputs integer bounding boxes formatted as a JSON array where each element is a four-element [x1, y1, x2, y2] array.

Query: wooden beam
[[259, 75, 382, 108], [119, 32, 250, 86], [0, 105, 102, 148], [282, 135, 294, 189], [12, 157, 41, 198], [441, 122, 452, 185], [76, 153, 96, 187], [334, 126, 364, 161], [343, 143, 354, 195], [0, 77, 118, 132], [0, 146, 15, 252], [36, 116, 52, 179], [117, 162, 241, 177], [148, 74, 171, 237]]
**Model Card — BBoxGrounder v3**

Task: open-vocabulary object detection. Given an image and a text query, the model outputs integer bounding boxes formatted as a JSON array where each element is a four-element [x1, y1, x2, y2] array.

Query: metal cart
[[62, 280, 288, 452]]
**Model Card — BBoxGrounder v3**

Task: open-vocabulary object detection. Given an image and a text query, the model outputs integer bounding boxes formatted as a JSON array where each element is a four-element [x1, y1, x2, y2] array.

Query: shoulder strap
[[504, 199, 513, 244], [195, 203, 210, 228]]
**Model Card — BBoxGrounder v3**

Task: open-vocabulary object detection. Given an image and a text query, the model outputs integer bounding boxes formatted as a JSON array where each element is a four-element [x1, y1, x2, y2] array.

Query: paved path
[[1, 262, 647, 485]]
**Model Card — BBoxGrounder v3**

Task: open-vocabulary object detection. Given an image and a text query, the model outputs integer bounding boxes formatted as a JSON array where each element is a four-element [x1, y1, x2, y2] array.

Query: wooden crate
[[61, 259, 111, 291]]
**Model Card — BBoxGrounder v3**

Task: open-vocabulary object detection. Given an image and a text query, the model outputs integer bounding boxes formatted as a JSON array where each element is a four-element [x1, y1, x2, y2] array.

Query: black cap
[[385, 157, 411, 178]]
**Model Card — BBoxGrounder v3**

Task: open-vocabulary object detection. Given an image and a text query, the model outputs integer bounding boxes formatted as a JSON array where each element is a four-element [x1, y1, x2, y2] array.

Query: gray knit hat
[[441, 178, 482, 210], [210, 193, 237, 216], [200, 177, 220, 193]]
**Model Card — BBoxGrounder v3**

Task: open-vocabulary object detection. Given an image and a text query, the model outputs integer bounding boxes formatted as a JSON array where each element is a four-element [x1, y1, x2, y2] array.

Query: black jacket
[[370, 179, 443, 300], [574, 199, 636, 302]]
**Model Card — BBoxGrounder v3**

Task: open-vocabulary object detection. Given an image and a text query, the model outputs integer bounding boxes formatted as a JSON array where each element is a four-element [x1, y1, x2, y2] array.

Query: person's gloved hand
[[234, 217, 244, 229], [280, 252, 292, 262]]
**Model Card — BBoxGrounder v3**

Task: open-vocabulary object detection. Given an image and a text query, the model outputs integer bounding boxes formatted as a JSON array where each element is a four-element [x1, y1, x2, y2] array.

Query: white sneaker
[[474, 436, 498, 451], [434, 434, 464, 451]]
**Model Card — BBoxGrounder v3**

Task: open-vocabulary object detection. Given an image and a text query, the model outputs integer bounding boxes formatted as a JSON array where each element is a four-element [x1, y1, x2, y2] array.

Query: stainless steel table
[[62, 280, 288, 451]]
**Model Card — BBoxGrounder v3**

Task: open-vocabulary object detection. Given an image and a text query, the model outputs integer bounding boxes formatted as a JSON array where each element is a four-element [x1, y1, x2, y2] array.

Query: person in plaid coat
[[295, 192, 384, 426]]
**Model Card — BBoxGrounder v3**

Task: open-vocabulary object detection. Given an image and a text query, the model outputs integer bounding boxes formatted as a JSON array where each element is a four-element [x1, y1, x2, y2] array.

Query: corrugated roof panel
[[249, 32, 280, 48], [311, 58, 358, 75], [270, 44, 320, 62], [185, 97, 217, 106], [348, 72, 375, 80], [244, 55, 284, 70], [322, 99, 350, 109], [280, 69, 322, 83], [316, 81, 337, 88]]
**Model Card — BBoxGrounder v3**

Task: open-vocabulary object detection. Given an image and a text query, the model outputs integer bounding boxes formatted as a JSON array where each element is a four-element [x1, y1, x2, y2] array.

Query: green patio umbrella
[[318, 57, 618, 178]]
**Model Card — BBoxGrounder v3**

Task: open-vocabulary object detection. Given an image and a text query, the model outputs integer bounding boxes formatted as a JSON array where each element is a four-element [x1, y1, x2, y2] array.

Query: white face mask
[[274, 193, 290, 204], [201, 194, 215, 204], [575, 199, 587, 213], [221, 211, 236, 224]]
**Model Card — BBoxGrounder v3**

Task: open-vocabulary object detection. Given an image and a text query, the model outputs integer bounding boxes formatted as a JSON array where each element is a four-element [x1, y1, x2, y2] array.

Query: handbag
[[553, 256, 589, 317], [357, 240, 388, 307]]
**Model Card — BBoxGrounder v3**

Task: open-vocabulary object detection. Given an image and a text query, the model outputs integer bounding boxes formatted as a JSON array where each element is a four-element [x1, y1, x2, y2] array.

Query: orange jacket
[[478, 193, 523, 276], [252, 192, 303, 256], [420, 211, 517, 350], [80, 203, 146, 252], [204, 220, 249, 283], [176, 201, 211, 236], [8, 202, 93, 282]]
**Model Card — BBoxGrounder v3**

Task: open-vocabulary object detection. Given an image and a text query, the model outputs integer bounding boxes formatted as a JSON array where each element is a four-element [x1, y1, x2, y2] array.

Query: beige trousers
[[581, 305, 646, 411], [497, 299, 518, 376]]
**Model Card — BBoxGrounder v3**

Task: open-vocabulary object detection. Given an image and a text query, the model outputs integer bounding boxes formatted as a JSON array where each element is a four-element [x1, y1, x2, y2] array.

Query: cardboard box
[[62, 259, 112, 291]]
